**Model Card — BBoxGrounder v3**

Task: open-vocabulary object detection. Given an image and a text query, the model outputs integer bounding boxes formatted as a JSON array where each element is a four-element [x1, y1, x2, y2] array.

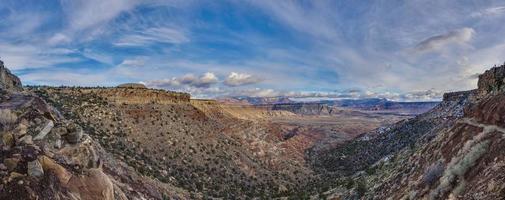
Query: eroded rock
[[27, 160, 44, 177], [0, 60, 22, 92], [33, 120, 54, 140]]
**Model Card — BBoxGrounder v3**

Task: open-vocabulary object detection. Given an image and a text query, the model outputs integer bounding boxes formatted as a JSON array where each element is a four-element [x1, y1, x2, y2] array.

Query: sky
[[1, 0, 505, 101]]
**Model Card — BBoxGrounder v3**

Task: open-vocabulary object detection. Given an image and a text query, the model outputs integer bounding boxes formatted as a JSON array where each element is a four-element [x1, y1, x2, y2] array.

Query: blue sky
[[1, 0, 505, 100]]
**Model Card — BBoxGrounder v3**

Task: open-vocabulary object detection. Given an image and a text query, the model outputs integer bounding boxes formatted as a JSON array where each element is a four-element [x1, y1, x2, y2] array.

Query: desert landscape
[[2, 1, 505, 199]]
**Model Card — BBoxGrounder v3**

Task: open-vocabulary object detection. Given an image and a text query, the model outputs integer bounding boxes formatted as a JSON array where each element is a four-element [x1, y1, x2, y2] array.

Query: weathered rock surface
[[477, 63, 505, 94], [0, 60, 22, 91]]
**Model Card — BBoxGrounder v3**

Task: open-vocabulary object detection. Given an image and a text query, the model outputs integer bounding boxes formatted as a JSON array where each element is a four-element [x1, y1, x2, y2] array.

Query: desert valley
[[1, 59, 505, 199], [2, 1, 505, 199]]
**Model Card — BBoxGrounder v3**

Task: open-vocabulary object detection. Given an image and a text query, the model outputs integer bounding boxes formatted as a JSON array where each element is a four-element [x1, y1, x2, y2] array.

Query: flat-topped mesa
[[442, 90, 476, 102], [477, 63, 505, 95], [117, 83, 147, 89], [0, 60, 22, 91], [91, 88, 190, 104]]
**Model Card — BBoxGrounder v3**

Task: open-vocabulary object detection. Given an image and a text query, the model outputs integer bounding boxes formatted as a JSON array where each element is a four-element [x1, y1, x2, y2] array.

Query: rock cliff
[[0, 60, 22, 91], [477, 63, 505, 95]]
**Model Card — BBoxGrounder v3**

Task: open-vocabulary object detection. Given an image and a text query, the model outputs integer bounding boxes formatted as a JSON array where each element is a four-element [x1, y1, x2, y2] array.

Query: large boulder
[[0, 60, 22, 91]]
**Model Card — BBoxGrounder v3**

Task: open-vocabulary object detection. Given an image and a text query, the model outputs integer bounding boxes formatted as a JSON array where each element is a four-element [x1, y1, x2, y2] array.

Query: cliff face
[[477, 64, 505, 94], [0, 60, 22, 91]]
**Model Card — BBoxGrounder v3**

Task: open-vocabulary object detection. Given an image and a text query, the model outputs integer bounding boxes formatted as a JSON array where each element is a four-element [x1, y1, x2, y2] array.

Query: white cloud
[[48, 33, 71, 45], [118, 58, 146, 68], [224, 72, 263, 87], [143, 72, 219, 89], [414, 28, 475, 53]]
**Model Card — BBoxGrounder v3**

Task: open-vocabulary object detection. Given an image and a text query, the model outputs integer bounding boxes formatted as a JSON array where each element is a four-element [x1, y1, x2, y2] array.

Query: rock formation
[[0, 60, 22, 91], [117, 83, 147, 89], [477, 63, 505, 94]]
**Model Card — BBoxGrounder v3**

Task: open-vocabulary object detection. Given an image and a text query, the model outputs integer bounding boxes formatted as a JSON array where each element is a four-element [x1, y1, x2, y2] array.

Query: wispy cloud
[[59, 0, 140, 32], [0, 43, 79, 70], [414, 28, 475, 53], [115, 27, 189, 46], [471, 6, 505, 18]]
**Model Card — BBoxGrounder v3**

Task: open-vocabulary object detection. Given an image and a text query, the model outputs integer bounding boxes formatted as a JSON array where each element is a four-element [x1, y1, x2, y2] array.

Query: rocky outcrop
[[477, 63, 505, 95], [0, 60, 22, 91]]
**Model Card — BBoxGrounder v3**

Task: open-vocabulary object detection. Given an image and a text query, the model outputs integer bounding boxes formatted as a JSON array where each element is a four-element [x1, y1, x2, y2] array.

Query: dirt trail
[[460, 117, 505, 135]]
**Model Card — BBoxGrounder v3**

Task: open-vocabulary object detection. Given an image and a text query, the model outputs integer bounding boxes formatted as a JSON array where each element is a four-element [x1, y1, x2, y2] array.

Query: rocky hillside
[[29, 86, 320, 198], [319, 64, 505, 199], [0, 61, 191, 199]]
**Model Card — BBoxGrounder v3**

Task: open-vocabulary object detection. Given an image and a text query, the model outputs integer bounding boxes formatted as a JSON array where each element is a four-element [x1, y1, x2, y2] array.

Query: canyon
[[1, 59, 505, 199]]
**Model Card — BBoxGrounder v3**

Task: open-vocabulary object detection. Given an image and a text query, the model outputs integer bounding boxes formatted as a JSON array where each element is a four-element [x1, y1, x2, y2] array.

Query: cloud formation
[[4, 1, 505, 101], [224, 72, 263, 87], [143, 72, 219, 89], [414, 28, 475, 53], [115, 27, 189, 46]]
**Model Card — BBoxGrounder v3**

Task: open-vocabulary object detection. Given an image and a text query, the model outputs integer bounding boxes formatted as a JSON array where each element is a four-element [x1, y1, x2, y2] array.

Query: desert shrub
[[423, 162, 445, 186], [0, 109, 18, 130], [355, 178, 367, 197], [431, 140, 490, 199]]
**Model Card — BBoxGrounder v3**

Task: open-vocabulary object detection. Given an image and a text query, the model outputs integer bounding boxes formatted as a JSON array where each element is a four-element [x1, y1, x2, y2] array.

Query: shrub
[[355, 178, 367, 197], [423, 162, 444, 186], [0, 109, 18, 130]]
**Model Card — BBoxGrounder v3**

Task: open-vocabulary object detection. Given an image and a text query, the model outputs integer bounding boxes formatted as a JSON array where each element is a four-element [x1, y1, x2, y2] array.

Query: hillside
[[319, 64, 505, 199]]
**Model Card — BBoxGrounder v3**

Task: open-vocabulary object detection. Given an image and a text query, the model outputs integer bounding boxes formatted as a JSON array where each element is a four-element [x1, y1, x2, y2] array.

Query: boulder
[[17, 135, 33, 145], [27, 160, 44, 177], [38, 156, 114, 200], [3, 158, 19, 171], [66, 124, 83, 144], [34, 120, 54, 140]]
